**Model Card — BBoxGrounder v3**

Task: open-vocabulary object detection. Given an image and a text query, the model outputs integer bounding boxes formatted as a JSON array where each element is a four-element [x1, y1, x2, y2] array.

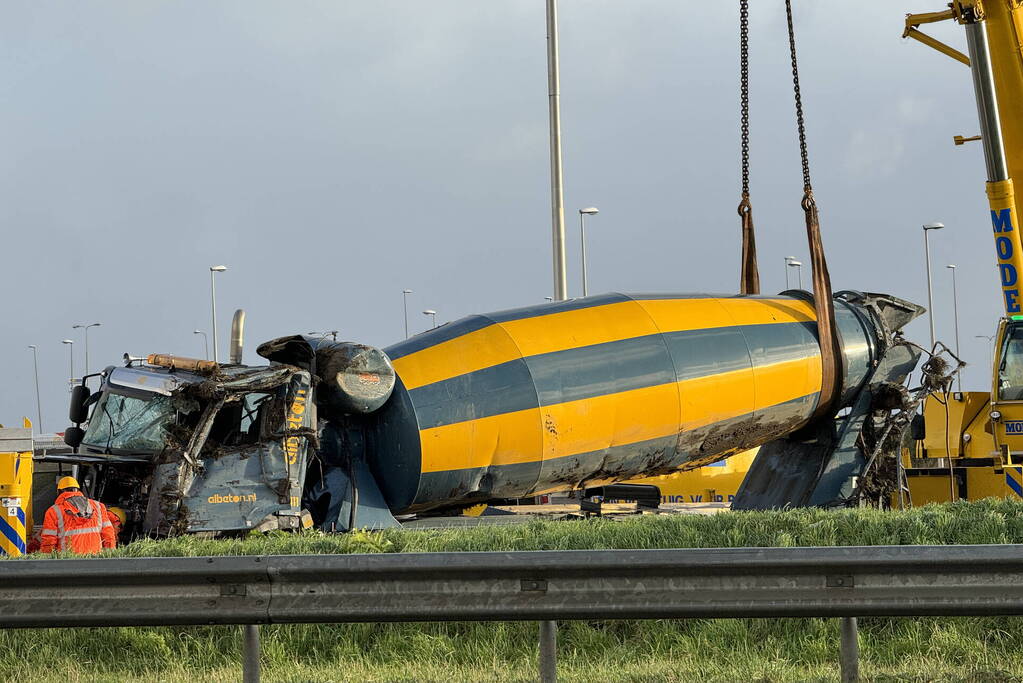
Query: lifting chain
[[784, 0, 844, 421], [737, 0, 760, 295], [785, 0, 812, 193]]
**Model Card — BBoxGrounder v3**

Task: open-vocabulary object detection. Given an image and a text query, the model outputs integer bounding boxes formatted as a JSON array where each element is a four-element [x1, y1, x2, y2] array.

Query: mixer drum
[[367, 292, 878, 515]]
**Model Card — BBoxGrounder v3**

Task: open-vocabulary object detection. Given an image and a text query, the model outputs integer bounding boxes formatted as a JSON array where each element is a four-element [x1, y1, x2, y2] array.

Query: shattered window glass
[[204, 391, 284, 451], [82, 392, 185, 452]]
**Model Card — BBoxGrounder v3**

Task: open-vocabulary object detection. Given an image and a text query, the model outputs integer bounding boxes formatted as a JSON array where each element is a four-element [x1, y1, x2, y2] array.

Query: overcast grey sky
[[0, 2, 1000, 431]]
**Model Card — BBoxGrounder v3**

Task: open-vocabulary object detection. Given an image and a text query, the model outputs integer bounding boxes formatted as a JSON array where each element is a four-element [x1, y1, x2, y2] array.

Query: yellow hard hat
[[56, 476, 80, 490], [108, 506, 127, 525]]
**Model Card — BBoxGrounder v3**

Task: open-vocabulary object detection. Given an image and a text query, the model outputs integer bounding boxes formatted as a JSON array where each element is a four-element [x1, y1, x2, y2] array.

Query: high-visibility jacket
[[39, 492, 117, 554], [105, 509, 123, 538]]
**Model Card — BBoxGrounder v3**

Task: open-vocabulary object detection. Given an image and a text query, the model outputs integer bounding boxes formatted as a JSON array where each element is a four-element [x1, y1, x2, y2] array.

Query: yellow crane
[[904, 1, 1023, 501]]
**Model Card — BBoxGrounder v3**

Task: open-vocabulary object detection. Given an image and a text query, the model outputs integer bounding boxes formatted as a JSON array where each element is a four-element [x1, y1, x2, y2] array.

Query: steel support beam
[[840, 617, 859, 682], [243, 624, 260, 683], [539, 621, 557, 682]]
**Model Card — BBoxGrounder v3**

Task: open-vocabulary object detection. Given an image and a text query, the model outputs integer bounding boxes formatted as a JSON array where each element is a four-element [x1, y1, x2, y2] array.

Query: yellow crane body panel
[[627, 449, 758, 504], [908, 392, 1023, 503], [921, 392, 991, 458]]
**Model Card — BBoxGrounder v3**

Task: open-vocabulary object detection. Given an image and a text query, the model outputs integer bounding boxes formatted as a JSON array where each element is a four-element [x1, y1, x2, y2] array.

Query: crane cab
[[991, 317, 1023, 464]]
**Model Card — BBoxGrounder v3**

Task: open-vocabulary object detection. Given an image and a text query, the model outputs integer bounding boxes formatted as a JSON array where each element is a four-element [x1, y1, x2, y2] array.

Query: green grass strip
[[4, 500, 1023, 682]]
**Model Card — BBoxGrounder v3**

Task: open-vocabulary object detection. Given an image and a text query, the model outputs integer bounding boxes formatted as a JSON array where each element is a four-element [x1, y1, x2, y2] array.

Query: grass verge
[[4, 500, 1023, 682]]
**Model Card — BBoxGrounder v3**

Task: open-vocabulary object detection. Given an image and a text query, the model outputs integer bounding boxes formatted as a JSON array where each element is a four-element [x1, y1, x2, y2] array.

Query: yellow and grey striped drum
[[371, 293, 876, 514]]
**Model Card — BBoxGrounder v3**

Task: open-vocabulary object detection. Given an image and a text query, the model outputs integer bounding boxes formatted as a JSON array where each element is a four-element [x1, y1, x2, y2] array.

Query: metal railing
[[3, 544, 1022, 682]]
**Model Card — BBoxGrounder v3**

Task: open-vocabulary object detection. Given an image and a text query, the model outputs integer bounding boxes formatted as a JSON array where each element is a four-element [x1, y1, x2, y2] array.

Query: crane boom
[[907, 1, 1023, 315]]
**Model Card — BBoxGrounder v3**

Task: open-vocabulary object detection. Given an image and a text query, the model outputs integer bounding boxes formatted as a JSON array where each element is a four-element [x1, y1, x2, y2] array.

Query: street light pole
[[423, 309, 437, 329], [948, 264, 962, 391], [72, 322, 101, 375], [27, 345, 42, 432], [977, 334, 996, 374], [61, 339, 74, 391], [193, 330, 209, 360], [402, 289, 413, 339], [922, 223, 945, 349], [579, 208, 598, 297], [786, 258, 803, 290], [546, 0, 568, 301], [209, 265, 227, 363], [784, 256, 796, 289]]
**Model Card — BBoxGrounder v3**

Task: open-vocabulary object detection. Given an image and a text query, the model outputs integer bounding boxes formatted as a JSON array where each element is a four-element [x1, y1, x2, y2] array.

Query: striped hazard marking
[[0, 506, 27, 557], [1007, 467, 1023, 498]]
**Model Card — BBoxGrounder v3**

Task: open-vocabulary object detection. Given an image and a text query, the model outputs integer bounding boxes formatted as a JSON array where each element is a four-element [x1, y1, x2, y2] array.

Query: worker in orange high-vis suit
[[106, 506, 126, 539], [39, 476, 117, 554]]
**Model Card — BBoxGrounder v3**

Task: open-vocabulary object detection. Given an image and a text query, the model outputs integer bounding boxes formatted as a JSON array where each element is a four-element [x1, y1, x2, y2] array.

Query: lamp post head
[[403, 289, 413, 294], [422, 310, 436, 316], [579, 207, 599, 215], [923, 222, 945, 231], [193, 330, 203, 335], [787, 260, 803, 267], [28, 344, 36, 350], [210, 265, 227, 272], [61, 339, 73, 345], [947, 264, 957, 270]]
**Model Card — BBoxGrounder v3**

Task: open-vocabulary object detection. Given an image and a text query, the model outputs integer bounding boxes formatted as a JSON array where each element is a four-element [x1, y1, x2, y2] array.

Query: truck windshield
[[999, 324, 1023, 401], [82, 391, 179, 453]]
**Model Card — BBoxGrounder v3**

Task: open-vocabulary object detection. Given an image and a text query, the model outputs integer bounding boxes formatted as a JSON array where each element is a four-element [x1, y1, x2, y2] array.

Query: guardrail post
[[539, 620, 557, 682], [243, 624, 261, 683], [840, 617, 859, 683]]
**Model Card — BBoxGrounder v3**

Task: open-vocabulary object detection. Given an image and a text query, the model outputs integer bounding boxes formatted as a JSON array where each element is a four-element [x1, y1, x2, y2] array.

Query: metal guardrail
[[2, 544, 1023, 682]]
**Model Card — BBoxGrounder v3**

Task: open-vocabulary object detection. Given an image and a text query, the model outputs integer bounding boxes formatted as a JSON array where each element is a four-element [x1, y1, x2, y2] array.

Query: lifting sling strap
[[784, 0, 845, 421]]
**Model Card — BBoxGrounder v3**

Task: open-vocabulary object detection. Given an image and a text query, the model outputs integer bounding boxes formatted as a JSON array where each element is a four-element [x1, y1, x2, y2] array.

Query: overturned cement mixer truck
[[55, 290, 926, 537]]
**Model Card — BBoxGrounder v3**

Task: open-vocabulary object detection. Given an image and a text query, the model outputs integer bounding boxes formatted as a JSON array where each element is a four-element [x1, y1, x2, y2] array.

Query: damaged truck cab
[[67, 358, 316, 535], [63, 336, 397, 537]]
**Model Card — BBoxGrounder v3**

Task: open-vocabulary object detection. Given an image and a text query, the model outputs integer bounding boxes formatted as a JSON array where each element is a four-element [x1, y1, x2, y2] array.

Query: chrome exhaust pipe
[[230, 309, 245, 364]]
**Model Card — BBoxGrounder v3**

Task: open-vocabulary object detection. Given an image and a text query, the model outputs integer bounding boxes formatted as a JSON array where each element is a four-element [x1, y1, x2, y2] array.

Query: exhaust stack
[[230, 309, 245, 365]]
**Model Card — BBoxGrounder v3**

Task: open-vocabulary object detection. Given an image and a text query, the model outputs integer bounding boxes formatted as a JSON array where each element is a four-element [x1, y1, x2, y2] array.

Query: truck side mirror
[[69, 385, 91, 424], [910, 413, 925, 441], [64, 426, 84, 448]]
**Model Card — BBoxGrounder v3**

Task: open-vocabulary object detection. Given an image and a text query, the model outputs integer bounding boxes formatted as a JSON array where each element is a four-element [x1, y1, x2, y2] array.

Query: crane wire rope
[[737, 0, 760, 295], [784, 0, 845, 421]]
